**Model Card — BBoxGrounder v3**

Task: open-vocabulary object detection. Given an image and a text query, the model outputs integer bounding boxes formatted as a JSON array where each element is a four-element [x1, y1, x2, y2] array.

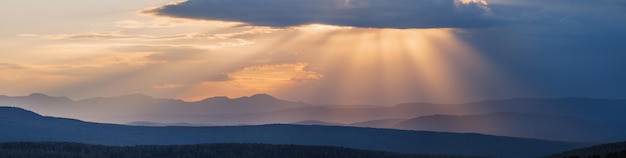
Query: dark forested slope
[[0, 142, 475, 158], [545, 141, 626, 158]]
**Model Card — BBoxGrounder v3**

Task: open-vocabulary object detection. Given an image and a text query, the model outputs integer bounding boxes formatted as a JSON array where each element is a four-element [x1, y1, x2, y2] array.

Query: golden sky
[[7, 0, 605, 105]]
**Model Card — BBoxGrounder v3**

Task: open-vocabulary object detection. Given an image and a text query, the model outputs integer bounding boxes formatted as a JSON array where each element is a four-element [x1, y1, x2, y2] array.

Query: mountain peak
[[249, 94, 276, 99], [23, 93, 72, 102], [28, 93, 49, 97], [207, 96, 230, 99], [117, 93, 153, 99], [204, 94, 278, 102]]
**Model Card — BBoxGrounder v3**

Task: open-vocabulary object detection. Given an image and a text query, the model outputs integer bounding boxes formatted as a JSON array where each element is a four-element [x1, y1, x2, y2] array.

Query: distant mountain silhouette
[[392, 112, 622, 142], [189, 94, 310, 114], [461, 98, 626, 121], [3, 93, 626, 124], [126, 121, 213, 127], [0, 93, 312, 124], [0, 107, 585, 158], [2, 93, 626, 143], [194, 97, 626, 126], [291, 120, 345, 126], [350, 118, 406, 128], [0, 93, 72, 115]]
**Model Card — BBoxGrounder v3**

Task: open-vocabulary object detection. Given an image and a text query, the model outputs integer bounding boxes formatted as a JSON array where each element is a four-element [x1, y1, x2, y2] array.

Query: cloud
[[42, 31, 154, 40], [227, 63, 323, 82], [180, 63, 323, 101], [113, 18, 237, 29], [5, 0, 625, 104], [109, 45, 208, 62], [147, 0, 497, 28], [114, 20, 148, 29], [0, 63, 26, 70], [203, 73, 230, 82], [454, 0, 626, 100], [153, 83, 185, 89], [35, 26, 278, 49]]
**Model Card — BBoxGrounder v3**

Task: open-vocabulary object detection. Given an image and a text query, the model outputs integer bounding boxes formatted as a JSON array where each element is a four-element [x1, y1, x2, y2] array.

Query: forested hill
[[545, 141, 626, 158], [0, 142, 475, 158]]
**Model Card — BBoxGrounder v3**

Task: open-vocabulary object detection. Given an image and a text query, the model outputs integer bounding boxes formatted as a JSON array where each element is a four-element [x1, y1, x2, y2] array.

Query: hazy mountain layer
[[2, 93, 625, 125], [0, 107, 584, 158], [392, 112, 626, 142], [2, 93, 626, 143]]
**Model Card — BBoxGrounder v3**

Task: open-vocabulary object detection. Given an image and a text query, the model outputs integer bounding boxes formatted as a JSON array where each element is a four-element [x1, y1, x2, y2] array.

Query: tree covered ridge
[[0, 142, 479, 158], [545, 141, 626, 158]]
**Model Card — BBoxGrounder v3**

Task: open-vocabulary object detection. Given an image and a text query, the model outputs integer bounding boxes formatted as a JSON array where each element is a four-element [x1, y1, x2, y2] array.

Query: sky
[[1, 0, 625, 105]]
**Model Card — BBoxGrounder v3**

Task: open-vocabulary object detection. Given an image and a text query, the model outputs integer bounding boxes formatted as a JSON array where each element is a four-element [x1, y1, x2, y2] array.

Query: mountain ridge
[[2, 93, 626, 142], [0, 93, 312, 123], [0, 106, 586, 158], [392, 112, 621, 142]]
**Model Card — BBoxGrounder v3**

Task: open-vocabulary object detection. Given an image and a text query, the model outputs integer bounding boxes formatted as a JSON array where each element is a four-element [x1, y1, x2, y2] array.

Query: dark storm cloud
[[148, 0, 497, 28], [458, 0, 626, 99], [146, 0, 626, 102]]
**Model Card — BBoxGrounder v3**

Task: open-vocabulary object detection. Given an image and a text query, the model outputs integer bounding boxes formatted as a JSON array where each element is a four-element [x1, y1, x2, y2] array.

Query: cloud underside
[[149, 0, 494, 28]]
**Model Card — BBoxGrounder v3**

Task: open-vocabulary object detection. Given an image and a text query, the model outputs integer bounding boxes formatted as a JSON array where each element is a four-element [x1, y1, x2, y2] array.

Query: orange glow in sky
[[0, 0, 515, 105]]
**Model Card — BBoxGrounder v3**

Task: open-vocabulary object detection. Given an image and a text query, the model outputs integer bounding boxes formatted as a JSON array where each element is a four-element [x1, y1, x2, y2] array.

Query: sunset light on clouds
[[1, 0, 625, 105]]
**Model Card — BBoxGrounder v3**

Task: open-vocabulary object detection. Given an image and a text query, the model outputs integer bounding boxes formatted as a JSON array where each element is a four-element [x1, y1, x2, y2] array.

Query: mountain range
[[0, 93, 311, 123], [390, 112, 626, 142], [0, 107, 585, 158], [1, 93, 626, 143]]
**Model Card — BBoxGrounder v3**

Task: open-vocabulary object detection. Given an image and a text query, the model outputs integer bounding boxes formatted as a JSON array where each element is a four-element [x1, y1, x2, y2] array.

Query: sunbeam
[[196, 24, 510, 106]]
